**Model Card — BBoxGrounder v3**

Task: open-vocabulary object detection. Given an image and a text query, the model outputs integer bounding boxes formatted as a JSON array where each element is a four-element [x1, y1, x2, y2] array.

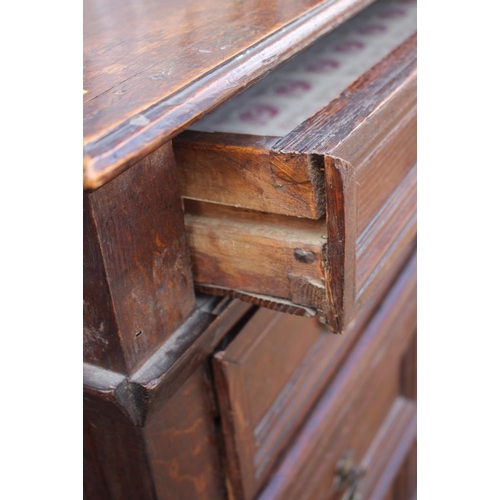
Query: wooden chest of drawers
[[83, 0, 417, 498]]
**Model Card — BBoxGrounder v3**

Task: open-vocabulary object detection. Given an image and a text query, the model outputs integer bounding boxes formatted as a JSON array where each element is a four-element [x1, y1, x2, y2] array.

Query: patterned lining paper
[[190, 0, 416, 137]]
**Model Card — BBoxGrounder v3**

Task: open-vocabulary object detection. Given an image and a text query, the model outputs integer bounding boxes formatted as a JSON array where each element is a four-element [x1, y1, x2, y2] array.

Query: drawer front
[[257, 252, 416, 500], [178, 24, 416, 332], [307, 397, 416, 500], [214, 251, 416, 499], [391, 441, 417, 500], [356, 398, 416, 500], [212, 308, 365, 499]]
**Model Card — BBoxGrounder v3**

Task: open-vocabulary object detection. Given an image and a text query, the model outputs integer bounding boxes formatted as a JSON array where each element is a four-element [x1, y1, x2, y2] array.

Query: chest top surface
[[83, 0, 376, 189]]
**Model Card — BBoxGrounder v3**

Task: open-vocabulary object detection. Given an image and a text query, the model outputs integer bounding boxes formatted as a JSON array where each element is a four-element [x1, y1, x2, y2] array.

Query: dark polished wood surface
[[258, 251, 416, 499], [83, 1, 417, 496], [83, 142, 196, 375], [83, 0, 376, 189]]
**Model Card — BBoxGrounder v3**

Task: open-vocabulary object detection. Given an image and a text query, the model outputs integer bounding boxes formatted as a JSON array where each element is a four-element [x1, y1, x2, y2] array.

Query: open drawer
[[174, 0, 417, 332]]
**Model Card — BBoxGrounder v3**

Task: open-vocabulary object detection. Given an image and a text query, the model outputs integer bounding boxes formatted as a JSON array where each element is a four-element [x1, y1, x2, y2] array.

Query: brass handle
[[333, 450, 366, 500]]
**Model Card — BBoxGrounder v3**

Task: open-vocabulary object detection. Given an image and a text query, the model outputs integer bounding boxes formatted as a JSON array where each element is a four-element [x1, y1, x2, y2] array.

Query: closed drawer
[[332, 397, 417, 500], [357, 410, 417, 500], [175, 0, 417, 332], [256, 251, 416, 499], [213, 303, 362, 499], [213, 250, 416, 499]]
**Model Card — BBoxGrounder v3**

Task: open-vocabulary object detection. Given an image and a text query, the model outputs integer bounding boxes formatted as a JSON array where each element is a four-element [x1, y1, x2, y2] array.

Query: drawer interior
[[190, 0, 416, 138], [175, 0, 417, 332], [185, 162, 416, 329], [175, 0, 417, 220]]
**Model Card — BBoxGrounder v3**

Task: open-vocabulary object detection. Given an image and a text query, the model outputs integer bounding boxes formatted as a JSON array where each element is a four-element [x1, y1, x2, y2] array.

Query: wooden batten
[[184, 200, 328, 315], [175, 132, 325, 219]]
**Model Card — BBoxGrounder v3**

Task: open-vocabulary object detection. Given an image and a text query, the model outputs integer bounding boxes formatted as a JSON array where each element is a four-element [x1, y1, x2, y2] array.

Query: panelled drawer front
[[356, 398, 417, 500], [176, 18, 417, 332], [213, 307, 363, 499], [256, 252, 416, 500], [327, 397, 417, 500]]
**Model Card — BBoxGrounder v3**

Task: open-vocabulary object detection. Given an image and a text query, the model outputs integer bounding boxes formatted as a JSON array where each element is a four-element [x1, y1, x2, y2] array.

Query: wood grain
[[143, 365, 226, 500], [184, 199, 327, 309], [258, 251, 416, 499], [278, 35, 417, 328], [84, 296, 253, 499], [130, 298, 253, 420], [84, 366, 155, 499], [358, 398, 417, 500], [355, 165, 417, 307], [84, 363, 226, 500], [84, 195, 126, 373], [211, 252, 407, 499], [182, 36, 417, 332], [392, 442, 417, 500], [174, 132, 324, 218], [84, 410, 155, 499], [83, 2, 418, 497], [83, 0, 377, 189], [400, 331, 417, 401], [322, 155, 357, 331], [274, 34, 417, 156], [185, 174, 415, 334], [84, 141, 195, 374], [176, 35, 416, 223]]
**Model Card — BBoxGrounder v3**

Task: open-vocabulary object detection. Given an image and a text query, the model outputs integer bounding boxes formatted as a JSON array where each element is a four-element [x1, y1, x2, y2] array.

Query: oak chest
[[83, 0, 417, 498]]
